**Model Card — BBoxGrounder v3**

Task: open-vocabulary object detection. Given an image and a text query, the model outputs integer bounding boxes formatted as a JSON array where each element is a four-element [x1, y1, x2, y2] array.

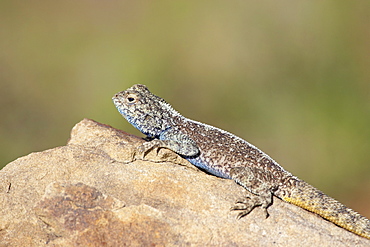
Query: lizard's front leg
[[136, 128, 199, 159], [230, 167, 276, 219]]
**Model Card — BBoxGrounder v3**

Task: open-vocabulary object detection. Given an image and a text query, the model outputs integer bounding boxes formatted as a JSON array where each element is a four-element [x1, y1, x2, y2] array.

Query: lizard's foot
[[231, 193, 271, 219], [135, 139, 164, 160], [229, 167, 275, 219]]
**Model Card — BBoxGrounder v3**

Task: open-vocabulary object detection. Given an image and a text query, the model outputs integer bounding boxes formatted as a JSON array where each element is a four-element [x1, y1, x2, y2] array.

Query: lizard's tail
[[279, 180, 370, 239]]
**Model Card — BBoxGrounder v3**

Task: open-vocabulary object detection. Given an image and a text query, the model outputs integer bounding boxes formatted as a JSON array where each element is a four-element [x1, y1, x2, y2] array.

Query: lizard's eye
[[126, 94, 138, 104]]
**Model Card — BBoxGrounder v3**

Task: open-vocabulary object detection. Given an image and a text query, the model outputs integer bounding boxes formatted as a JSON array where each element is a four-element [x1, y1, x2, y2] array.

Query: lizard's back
[[174, 116, 292, 180]]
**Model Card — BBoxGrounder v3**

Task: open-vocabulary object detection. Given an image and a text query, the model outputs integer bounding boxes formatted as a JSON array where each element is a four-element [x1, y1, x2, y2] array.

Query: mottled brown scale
[[113, 84, 370, 240]]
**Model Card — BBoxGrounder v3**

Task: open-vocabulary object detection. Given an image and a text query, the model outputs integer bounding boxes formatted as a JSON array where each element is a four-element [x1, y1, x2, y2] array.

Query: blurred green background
[[1, 1, 369, 217]]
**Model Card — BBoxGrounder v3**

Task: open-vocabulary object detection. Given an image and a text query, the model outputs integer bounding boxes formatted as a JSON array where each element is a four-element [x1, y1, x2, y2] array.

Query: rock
[[0, 119, 368, 246]]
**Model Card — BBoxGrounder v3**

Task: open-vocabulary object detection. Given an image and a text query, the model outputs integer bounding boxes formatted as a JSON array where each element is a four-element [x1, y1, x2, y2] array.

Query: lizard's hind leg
[[230, 167, 276, 219]]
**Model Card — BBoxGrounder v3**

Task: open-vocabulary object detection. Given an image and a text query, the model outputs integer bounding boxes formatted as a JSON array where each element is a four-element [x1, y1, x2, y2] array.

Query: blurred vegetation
[[1, 1, 369, 216]]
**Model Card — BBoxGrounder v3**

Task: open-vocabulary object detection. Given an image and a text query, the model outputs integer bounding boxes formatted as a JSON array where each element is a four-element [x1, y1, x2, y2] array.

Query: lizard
[[112, 84, 370, 240]]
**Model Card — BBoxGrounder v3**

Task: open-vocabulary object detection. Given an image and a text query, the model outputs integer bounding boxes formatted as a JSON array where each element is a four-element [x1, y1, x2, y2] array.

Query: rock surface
[[0, 119, 369, 246]]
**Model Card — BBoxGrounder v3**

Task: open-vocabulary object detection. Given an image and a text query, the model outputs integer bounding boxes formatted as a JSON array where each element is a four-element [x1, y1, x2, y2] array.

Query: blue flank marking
[[185, 156, 231, 179]]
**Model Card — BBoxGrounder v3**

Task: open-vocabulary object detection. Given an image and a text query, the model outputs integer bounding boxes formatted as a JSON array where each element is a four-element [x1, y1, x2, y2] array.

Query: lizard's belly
[[185, 156, 232, 179]]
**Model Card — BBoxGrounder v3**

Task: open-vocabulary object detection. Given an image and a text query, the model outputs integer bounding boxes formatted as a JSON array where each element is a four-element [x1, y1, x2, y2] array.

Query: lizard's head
[[112, 84, 180, 137]]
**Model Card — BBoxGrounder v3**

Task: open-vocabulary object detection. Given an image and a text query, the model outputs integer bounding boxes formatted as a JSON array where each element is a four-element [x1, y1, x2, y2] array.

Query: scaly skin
[[112, 84, 370, 239]]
